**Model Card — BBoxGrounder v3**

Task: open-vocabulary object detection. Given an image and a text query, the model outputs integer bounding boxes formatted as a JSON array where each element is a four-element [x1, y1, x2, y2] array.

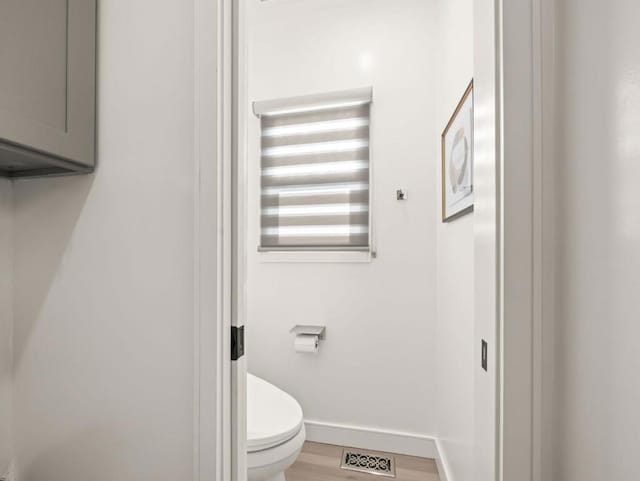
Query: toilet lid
[[247, 373, 304, 452]]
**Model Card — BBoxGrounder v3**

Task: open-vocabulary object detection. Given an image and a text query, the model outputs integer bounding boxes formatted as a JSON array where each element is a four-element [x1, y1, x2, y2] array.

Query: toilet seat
[[247, 374, 304, 452], [247, 424, 306, 471]]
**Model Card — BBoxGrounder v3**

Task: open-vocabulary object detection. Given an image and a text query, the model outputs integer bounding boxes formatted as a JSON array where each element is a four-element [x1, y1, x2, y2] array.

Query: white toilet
[[247, 374, 306, 481]]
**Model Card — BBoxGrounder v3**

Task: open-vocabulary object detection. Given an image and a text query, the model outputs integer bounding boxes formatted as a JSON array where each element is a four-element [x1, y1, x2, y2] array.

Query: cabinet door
[[0, 0, 96, 169]]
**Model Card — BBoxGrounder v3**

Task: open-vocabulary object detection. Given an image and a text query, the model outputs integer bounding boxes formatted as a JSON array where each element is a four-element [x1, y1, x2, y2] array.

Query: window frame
[[254, 88, 375, 261]]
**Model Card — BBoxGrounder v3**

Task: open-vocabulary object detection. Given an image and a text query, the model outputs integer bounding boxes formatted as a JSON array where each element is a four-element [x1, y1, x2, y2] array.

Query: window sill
[[258, 250, 373, 264]]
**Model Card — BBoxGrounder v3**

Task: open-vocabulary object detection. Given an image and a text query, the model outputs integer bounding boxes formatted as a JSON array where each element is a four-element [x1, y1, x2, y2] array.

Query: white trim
[[220, 0, 234, 478], [303, 420, 438, 459], [259, 250, 372, 263], [472, 1, 500, 480], [434, 439, 452, 481], [536, 2, 556, 481], [193, 0, 202, 473], [231, 0, 249, 480], [499, 0, 540, 479], [194, 0, 226, 480], [253, 87, 373, 117], [531, 1, 547, 480]]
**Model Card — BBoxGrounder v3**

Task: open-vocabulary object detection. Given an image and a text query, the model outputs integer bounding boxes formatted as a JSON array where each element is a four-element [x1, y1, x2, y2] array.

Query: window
[[254, 88, 372, 252]]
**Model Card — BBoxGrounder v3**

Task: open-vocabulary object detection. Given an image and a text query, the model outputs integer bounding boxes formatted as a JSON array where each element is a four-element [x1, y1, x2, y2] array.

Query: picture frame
[[441, 80, 474, 222]]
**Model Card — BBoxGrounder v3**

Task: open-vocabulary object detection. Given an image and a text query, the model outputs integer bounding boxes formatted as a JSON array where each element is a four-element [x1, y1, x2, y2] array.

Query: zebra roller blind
[[256, 88, 372, 251]]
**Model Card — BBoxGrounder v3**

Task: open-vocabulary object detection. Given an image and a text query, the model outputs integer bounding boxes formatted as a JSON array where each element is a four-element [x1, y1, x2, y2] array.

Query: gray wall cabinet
[[0, 0, 96, 178]]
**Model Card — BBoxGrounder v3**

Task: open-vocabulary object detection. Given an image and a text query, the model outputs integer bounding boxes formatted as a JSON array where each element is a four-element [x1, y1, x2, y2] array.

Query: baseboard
[[304, 420, 438, 459], [435, 439, 452, 481]]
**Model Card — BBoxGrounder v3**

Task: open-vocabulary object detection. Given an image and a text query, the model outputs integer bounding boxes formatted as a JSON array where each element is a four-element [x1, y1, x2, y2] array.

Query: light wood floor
[[286, 442, 441, 481]]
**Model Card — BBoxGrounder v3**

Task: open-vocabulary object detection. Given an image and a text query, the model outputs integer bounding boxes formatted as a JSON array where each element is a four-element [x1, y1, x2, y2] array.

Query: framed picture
[[441, 80, 474, 222]]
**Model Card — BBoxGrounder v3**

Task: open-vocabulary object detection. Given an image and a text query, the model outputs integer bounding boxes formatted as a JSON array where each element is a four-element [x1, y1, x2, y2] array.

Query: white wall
[[435, 0, 474, 478], [10, 2, 196, 480], [548, 1, 640, 480], [246, 0, 440, 437], [0, 179, 12, 473]]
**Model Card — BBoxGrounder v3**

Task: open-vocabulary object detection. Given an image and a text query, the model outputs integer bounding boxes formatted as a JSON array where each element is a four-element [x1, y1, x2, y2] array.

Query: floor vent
[[340, 448, 396, 477]]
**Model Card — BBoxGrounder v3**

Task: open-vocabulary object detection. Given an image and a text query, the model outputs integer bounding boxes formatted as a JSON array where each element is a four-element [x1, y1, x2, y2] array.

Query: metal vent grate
[[340, 449, 396, 477]]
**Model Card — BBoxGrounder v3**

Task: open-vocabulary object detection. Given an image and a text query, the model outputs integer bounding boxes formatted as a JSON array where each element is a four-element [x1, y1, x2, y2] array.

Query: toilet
[[247, 374, 306, 481]]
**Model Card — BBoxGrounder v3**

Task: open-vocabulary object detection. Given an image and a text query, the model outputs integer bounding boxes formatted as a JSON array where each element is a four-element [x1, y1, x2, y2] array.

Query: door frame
[[193, 0, 235, 479], [496, 0, 551, 479], [197, 0, 550, 479]]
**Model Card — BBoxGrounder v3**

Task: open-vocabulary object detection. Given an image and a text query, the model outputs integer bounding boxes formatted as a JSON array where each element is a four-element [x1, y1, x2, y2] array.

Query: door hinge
[[231, 325, 245, 361]]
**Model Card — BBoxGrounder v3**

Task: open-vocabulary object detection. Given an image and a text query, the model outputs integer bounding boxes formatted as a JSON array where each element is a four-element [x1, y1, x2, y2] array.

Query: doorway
[[214, 0, 511, 480]]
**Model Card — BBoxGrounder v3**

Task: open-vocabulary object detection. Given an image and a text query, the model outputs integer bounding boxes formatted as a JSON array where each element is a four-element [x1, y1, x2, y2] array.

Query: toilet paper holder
[[290, 325, 326, 340]]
